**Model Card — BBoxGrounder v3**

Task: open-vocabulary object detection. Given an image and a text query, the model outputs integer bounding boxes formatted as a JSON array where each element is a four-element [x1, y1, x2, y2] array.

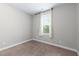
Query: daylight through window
[[40, 10, 51, 37]]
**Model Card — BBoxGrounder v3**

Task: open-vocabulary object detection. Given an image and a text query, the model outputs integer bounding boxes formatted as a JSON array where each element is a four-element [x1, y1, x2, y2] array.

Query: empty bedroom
[[0, 3, 79, 56]]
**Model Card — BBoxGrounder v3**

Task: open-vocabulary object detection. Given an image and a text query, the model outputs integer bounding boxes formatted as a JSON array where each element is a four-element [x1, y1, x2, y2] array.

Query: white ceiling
[[9, 3, 59, 15]]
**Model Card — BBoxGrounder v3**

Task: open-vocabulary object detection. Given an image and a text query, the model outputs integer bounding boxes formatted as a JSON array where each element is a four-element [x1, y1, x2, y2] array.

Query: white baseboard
[[0, 38, 78, 55], [33, 39, 78, 53], [0, 39, 32, 51]]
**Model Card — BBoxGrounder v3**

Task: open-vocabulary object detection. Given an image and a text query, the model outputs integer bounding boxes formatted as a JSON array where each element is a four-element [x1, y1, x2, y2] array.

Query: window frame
[[39, 10, 52, 37]]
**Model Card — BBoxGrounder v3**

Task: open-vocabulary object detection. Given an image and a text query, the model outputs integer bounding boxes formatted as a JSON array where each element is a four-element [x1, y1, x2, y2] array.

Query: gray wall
[[77, 4, 79, 51], [33, 3, 77, 49], [0, 4, 32, 49], [0, 3, 78, 51]]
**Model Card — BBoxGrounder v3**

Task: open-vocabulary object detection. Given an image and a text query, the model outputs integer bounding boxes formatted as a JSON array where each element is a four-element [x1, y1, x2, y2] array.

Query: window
[[39, 10, 52, 37]]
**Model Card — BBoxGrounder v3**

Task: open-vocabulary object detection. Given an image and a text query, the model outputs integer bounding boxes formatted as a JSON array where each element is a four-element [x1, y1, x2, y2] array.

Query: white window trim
[[39, 9, 52, 37]]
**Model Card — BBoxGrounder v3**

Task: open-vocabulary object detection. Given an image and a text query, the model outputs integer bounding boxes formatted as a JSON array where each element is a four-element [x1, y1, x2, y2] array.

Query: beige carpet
[[0, 40, 77, 56]]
